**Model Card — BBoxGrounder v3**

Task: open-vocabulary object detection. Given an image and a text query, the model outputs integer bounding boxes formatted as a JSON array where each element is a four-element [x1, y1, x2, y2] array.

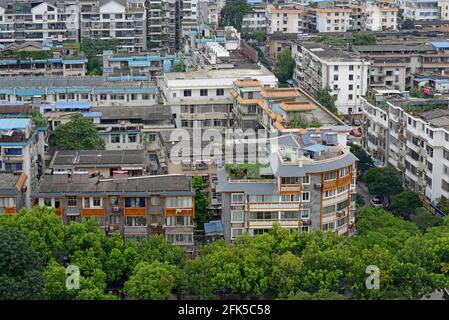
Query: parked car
[[350, 127, 362, 137], [370, 195, 384, 208]]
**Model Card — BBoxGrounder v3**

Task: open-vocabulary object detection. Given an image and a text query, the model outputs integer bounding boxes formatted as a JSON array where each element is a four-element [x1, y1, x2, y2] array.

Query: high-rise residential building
[[293, 43, 370, 116], [312, 6, 353, 32], [146, 0, 178, 52], [80, 0, 147, 52], [0, 0, 80, 45], [242, 4, 268, 34], [267, 4, 309, 34]]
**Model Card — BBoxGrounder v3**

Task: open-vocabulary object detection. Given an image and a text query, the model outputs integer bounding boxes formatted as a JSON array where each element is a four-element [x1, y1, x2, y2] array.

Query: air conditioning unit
[[112, 206, 120, 212], [337, 210, 345, 217], [314, 183, 322, 189]]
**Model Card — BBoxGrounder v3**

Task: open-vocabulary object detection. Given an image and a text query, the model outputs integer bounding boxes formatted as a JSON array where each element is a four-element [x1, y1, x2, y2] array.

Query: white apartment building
[[80, 0, 147, 52], [439, 0, 449, 20], [362, 3, 399, 31], [242, 5, 268, 33], [293, 43, 370, 115], [403, 0, 440, 20], [313, 7, 352, 32], [267, 4, 308, 34], [160, 67, 278, 129], [0, 0, 80, 45], [361, 96, 449, 202]]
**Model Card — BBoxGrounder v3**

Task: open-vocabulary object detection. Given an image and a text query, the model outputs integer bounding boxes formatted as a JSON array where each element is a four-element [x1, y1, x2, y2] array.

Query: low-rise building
[[312, 7, 353, 33], [267, 4, 308, 34], [242, 4, 268, 34], [32, 173, 196, 253], [0, 173, 27, 215], [0, 118, 46, 207]]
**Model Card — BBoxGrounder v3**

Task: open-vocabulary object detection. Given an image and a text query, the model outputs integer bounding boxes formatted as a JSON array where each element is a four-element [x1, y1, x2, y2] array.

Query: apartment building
[[231, 79, 343, 132], [80, 0, 147, 52], [102, 50, 176, 81], [217, 131, 358, 241], [361, 1, 399, 31], [0, 0, 80, 45], [0, 118, 46, 207], [267, 4, 308, 34], [0, 173, 27, 215], [312, 7, 352, 32], [0, 76, 158, 107], [361, 95, 449, 201], [293, 43, 370, 115], [146, 0, 178, 52], [403, 0, 440, 20], [369, 58, 412, 91], [32, 173, 196, 253], [160, 66, 278, 129], [242, 4, 268, 34]]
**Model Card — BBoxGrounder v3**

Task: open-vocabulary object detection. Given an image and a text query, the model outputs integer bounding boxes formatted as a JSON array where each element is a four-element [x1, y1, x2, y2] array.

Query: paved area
[[357, 180, 372, 207]]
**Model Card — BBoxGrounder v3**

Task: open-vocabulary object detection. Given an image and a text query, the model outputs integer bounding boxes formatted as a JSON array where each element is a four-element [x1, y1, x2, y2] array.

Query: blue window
[[5, 163, 12, 172], [16, 163, 22, 171], [125, 197, 145, 208], [0, 160, 2, 169], [149, 154, 157, 161], [5, 148, 22, 155]]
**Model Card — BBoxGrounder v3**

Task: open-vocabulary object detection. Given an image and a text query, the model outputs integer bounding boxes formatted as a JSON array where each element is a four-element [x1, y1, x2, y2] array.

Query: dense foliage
[[1, 206, 449, 300], [80, 38, 118, 75], [219, 0, 251, 31], [50, 114, 105, 150], [274, 49, 295, 84], [315, 87, 338, 114]]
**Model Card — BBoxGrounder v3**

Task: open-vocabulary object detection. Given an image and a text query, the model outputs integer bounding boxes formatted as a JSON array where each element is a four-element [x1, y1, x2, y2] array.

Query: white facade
[[294, 44, 370, 115], [0, 0, 79, 45], [363, 5, 398, 31], [242, 6, 268, 33], [160, 67, 278, 128], [362, 97, 449, 201], [80, 0, 147, 52], [314, 8, 352, 32], [403, 0, 439, 20]]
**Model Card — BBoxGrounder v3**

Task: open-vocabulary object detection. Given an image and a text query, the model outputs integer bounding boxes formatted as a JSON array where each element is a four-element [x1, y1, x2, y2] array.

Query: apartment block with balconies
[[267, 4, 308, 34], [217, 132, 358, 242], [0, 118, 46, 208], [80, 0, 147, 52], [32, 173, 195, 253], [0, 0, 80, 45]]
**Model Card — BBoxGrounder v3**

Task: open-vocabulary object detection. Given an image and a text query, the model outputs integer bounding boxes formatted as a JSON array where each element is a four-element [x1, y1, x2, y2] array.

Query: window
[[200, 89, 208, 96], [349, 65, 354, 71], [324, 171, 337, 181], [216, 88, 224, 96], [68, 197, 77, 207], [280, 211, 299, 220], [150, 197, 160, 206], [302, 175, 310, 185], [115, 14, 123, 19], [322, 222, 335, 231], [324, 189, 336, 199], [339, 167, 349, 177], [126, 216, 146, 226], [125, 197, 145, 208], [348, 84, 353, 90], [323, 204, 335, 215], [165, 196, 193, 208], [231, 228, 244, 239], [102, 14, 110, 19], [183, 90, 191, 97], [349, 74, 353, 81], [337, 217, 346, 228], [281, 194, 300, 202], [231, 210, 244, 222], [111, 134, 120, 143], [128, 134, 137, 143], [83, 197, 103, 208], [300, 209, 310, 219], [300, 226, 309, 234], [337, 200, 348, 211], [166, 216, 192, 226], [333, 74, 338, 81], [301, 192, 310, 202], [93, 197, 101, 207], [281, 177, 300, 185], [334, 65, 339, 71], [231, 193, 244, 205], [0, 197, 15, 207]]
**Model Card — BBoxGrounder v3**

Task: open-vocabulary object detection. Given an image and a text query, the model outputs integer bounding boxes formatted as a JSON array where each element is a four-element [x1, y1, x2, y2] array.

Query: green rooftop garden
[[402, 103, 447, 115], [0, 50, 53, 60], [225, 162, 273, 180]]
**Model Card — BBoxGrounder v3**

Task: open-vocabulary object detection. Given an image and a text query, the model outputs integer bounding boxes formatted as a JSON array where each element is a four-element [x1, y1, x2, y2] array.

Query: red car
[[349, 127, 362, 137]]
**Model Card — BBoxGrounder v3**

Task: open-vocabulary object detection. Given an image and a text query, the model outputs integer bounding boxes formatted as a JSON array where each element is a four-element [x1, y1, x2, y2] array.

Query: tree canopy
[[80, 38, 118, 75], [274, 49, 295, 84], [315, 87, 338, 114], [192, 176, 212, 231], [50, 114, 105, 150], [219, 0, 251, 31], [364, 167, 403, 201]]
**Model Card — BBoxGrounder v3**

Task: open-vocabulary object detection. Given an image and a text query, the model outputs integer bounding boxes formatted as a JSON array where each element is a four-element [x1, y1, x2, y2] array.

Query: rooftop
[[0, 173, 26, 195], [302, 43, 365, 62], [92, 106, 173, 125], [0, 118, 31, 130], [33, 174, 193, 196], [49, 150, 146, 169]]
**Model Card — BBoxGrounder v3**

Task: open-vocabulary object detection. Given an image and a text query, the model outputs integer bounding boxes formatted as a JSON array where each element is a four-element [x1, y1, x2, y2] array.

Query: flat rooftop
[[49, 150, 145, 168], [33, 174, 193, 196], [302, 43, 364, 62], [165, 66, 274, 80], [92, 106, 173, 123]]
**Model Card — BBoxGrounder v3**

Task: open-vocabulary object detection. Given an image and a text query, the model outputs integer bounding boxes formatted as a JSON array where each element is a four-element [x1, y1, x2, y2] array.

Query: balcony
[[248, 219, 300, 228], [246, 202, 301, 211], [81, 208, 105, 217], [124, 207, 146, 216]]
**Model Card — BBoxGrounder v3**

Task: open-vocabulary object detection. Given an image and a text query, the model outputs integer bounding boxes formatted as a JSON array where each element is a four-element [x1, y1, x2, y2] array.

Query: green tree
[[352, 32, 377, 45], [389, 191, 421, 219], [50, 114, 105, 150], [410, 87, 426, 98], [251, 31, 267, 43], [29, 109, 47, 128], [124, 261, 176, 300], [269, 252, 303, 298], [192, 175, 212, 231], [80, 38, 118, 75], [43, 260, 74, 300], [286, 289, 345, 300], [0, 206, 64, 261], [410, 207, 442, 233], [402, 19, 415, 30], [274, 49, 295, 84], [315, 87, 338, 114], [364, 167, 403, 203], [349, 143, 374, 177], [0, 229, 44, 300], [219, 0, 251, 31]]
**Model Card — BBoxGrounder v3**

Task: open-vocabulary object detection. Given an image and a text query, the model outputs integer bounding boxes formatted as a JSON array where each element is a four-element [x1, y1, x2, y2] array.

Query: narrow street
[[357, 180, 372, 207]]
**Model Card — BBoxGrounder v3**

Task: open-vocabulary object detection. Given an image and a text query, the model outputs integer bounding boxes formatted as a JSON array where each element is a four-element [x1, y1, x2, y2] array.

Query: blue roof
[[42, 101, 91, 111], [303, 144, 329, 153], [431, 42, 449, 49], [0, 118, 31, 130], [82, 111, 102, 118], [204, 220, 224, 235]]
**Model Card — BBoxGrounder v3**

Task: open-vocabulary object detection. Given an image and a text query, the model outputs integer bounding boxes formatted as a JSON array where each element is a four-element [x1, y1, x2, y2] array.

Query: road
[[357, 180, 372, 207]]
